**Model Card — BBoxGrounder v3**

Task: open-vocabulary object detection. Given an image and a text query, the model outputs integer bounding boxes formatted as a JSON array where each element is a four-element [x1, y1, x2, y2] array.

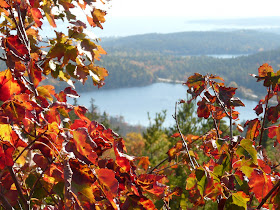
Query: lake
[[73, 83, 259, 127]]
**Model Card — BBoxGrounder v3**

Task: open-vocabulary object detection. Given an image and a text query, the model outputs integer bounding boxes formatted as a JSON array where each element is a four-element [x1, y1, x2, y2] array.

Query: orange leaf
[[30, 8, 43, 28], [248, 169, 273, 202], [244, 118, 261, 140], [138, 156, 150, 170], [72, 127, 98, 164], [0, 0, 10, 8], [45, 12, 56, 27], [258, 63, 274, 77], [0, 69, 22, 101], [74, 106, 91, 124], [96, 168, 119, 210]]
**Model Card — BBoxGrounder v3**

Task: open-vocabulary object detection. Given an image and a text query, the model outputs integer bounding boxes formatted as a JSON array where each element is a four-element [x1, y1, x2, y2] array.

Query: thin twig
[[256, 180, 280, 209], [173, 102, 196, 169], [210, 110, 220, 139], [8, 167, 28, 210], [210, 83, 230, 118], [153, 163, 178, 174], [38, 180, 59, 207], [148, 157, 169, 174], [259, 86, 271, 147], [14, 130, 47, 162], [28, 158, 55, 200]]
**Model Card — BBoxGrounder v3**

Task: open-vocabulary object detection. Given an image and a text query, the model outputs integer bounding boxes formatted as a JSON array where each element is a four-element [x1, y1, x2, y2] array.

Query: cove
[[73, 83, 259, 127]]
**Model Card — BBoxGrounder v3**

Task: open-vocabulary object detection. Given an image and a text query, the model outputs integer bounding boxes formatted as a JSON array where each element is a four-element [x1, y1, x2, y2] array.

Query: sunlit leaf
[[258, 63, 274, 77], [225, 191, 250, 209], [0, 69, 23, 101]]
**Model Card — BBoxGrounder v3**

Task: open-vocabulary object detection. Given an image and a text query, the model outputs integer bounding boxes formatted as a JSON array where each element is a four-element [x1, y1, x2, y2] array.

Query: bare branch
[[173, 102, 196, 170], [259, 86, 271, 147]]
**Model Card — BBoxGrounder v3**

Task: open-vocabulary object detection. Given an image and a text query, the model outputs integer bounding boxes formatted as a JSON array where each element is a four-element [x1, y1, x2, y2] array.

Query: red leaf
[[254, 104, 263, 116], [268, 125, 280, 143], [167, 141, 183, 160], [171, 133, 180, 138], [4, 35, 29, 58], [30, 60, 43, 87], [64, 87, 79, 98], [267, 105, 280, 123], [218, 86, 237, 107], [197, 99, 210, 119], [70, 159, 96, 186], [258, 159, 271, 174], [185, 73, 205, 99], [0, 141, 14, 169], [248, 169, 273, 202]]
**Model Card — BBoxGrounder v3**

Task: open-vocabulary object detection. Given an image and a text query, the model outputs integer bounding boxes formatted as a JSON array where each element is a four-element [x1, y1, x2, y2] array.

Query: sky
[[106, 0, 280, 18], [44, 0, 280, 37], [88, 0, 280, 37]]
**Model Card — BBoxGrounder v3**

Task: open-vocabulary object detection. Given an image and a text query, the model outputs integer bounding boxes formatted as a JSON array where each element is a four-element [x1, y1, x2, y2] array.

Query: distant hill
[[102, 30, 280, 55]]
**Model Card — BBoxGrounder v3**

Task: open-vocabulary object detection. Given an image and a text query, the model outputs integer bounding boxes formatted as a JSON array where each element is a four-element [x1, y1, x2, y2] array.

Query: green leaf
[[225, 191, 249, 210], [195, 167, 207, 197], [236, 139, 258, 165]]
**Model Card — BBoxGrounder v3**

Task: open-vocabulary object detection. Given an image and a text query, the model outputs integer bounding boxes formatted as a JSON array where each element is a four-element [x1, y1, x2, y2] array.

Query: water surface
[[74, 83, 258, 127]]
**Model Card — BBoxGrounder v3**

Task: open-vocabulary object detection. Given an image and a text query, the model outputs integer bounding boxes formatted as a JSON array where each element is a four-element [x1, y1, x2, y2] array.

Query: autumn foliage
[[0, 0, 167, 209], [0, 0, 279, 209]]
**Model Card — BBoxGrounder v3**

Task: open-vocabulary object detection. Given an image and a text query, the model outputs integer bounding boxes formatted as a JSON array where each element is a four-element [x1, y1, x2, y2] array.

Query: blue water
[[72, 83, 258, 127]]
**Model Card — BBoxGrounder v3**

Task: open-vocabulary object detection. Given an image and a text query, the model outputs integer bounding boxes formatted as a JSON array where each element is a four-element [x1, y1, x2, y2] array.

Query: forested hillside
[[102, 30, 280, 55], [63, 48, 280, 99]]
